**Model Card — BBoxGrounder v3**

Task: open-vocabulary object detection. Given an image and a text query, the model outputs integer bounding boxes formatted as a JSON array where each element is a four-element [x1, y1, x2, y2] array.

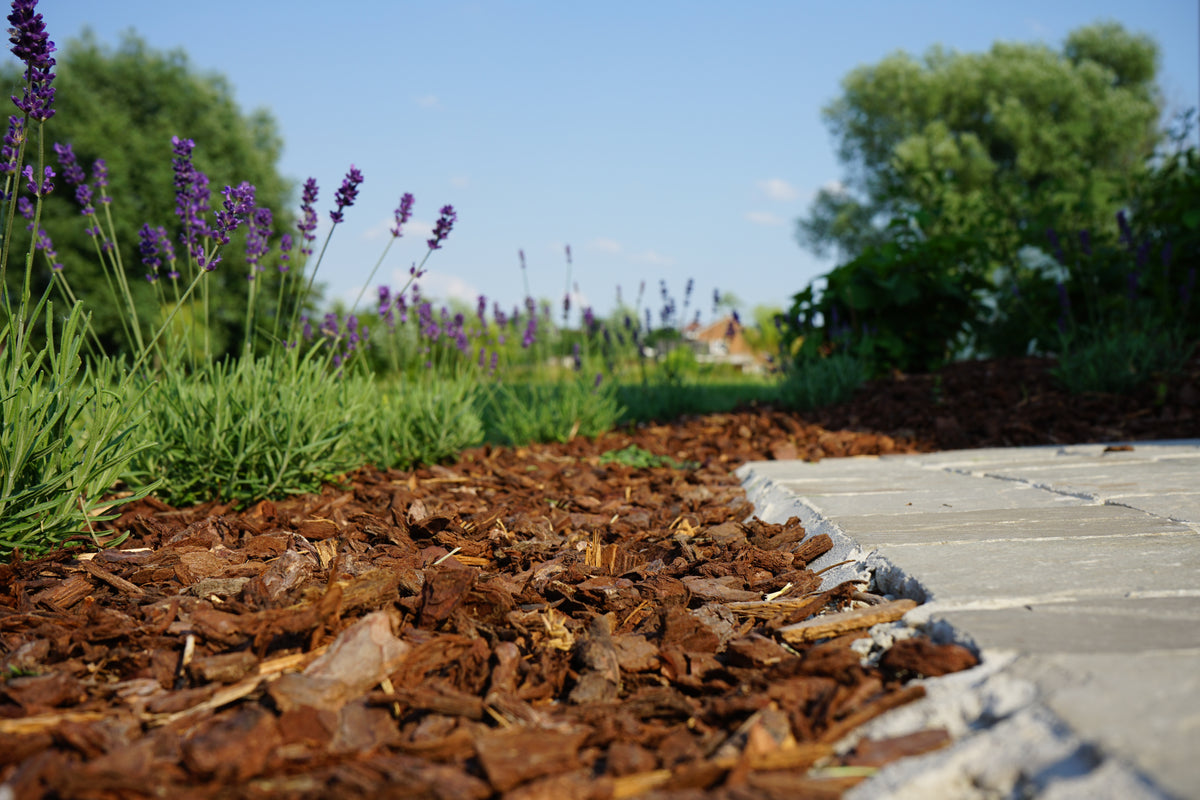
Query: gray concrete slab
[[737, 439, 1200, 799]]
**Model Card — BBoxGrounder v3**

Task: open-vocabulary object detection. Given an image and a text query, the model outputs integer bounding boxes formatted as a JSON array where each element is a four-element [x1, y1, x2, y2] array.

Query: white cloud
[[632, 250, 674, 267], [361, 217, 434, 242], [745, 211, 784, 227], [400, 270, 479, 305], [587, 237, 624, 255], [758, 178, 798, 202], [820, 179, 847, 196], [415, 94, 441, 109]]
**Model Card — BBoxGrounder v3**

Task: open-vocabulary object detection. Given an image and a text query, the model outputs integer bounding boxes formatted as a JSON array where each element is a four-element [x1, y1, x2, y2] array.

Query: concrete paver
[[737, 439, 1200, 799]]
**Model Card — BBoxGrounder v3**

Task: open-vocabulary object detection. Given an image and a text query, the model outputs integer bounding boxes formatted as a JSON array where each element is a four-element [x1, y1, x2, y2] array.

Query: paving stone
[[1012, 650, 1200, 800], [870, 532, 1200, 602], [918, 597, 1200, 654], [783, 476, 1087, 517], [834, 504, 1192, 542], [740, 440, 1200, 800]]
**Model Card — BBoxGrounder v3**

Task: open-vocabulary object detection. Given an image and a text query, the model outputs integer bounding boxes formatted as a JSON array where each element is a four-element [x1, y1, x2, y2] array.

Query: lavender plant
[[0, 0, 155, 557], [126, 166, 461, 505]]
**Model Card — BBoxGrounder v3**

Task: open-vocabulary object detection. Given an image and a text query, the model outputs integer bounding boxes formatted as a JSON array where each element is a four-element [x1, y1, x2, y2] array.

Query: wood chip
[[777, 598, 918, 644]]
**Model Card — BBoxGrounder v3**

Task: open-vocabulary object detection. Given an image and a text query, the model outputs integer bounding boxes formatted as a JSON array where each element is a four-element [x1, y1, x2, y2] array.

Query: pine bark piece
[[880, 637, 979, 677], [475, 728, 587, 792], [817, 684, 927, 744], [791, 533, 833, 566], [568, 613, 621, 704], [81, 558, 145, 596], [269, 610, 409, 713], [777, 598, 918, 644]]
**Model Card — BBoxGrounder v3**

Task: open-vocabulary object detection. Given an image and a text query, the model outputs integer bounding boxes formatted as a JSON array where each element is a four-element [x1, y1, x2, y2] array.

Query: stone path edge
[[736, 444, 1195, 800]]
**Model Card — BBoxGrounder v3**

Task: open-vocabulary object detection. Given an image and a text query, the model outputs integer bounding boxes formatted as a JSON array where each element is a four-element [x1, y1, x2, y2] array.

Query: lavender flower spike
[[427, 204, 456, 250], [8, 0, 56, 121], [390, 192, 414, 237], [297, 177, 319, 255], [329, 165, 363, 224]]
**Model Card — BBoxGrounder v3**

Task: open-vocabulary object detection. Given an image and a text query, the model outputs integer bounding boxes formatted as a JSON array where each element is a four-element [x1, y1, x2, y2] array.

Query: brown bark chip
[[880, 636, 980, 678], [7, 357, 1181, 796], [475, 727, 588, 792]]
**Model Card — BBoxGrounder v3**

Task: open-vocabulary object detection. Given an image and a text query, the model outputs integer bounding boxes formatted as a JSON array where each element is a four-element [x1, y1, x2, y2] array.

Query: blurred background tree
[[797, 21, 1162, 265], [785, 22, 1195, 375], [2, 30, 296, 358]]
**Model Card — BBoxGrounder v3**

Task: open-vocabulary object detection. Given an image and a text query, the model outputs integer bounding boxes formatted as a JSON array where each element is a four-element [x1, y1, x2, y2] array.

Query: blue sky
[[42, 0, 1200, 323]]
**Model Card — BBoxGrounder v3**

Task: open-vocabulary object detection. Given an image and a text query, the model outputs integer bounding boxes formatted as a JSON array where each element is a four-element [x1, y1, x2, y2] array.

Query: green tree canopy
[[2, 29, 294, 357], [797, 22, 1163, 264]]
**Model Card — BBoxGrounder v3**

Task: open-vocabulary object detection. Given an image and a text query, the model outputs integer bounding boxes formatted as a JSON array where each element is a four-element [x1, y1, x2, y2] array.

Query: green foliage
[[616, 377, 774, 423], [0, 301, 155, 558], [126, 350, 370, 506], [484, 373, 622, 446], [798, 22, 1162, 265], [599, 444, 697, 470], [1052, 325, 1194, 395], [775, 350, 867, 412], [1, 30, 294, 358], [352, 373, 485, 470], [786, 218, 988, 374]]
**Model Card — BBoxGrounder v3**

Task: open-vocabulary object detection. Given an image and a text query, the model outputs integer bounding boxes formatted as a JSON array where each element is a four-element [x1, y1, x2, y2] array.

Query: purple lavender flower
[[171, 136, 212, 261], [522, 315, 537, 348], [390, 192, 414, 237], [138, 223, 166, 281], [92, 159, 110, 204], [1045, 228, 1064, 263], [572, 342, 582, 371], [1, 116, 22, 179], [297, 177, 319, 255], [21, 163, 51, 195], [51, 142, 82, 184], [213, 181, 255, 244], [583, 306, 595, 330], [490, 351, 499, 375], [278, 232, 293, 272], [52, 143, 98, 215], [1078, 230, 1091, 257], [8, 0, 56, 121], [321, 312, 339, 338], [244, 205, 273, 276], [427, 204, 456, 250], [1162, 242, 1174, 268], [329, 165, 363, 224], [33, 227, 60, 270]]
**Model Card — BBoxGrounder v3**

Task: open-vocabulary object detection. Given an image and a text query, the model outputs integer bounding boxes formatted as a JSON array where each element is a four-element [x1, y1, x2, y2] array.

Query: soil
[[1, 354, 1196, 799]]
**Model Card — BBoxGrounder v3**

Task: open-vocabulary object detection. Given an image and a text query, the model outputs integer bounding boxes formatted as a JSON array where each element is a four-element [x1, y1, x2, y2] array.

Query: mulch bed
[[1, 354, 1196, 799]]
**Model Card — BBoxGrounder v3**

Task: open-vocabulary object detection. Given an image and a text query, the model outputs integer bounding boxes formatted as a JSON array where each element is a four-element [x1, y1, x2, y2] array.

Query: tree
[[797, 22, 1163, 266], [2, 30, 294, 358]]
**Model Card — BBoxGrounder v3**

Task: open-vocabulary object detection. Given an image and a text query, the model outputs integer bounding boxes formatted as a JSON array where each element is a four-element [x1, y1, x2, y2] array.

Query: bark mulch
[[1, 354, 1196, 799]]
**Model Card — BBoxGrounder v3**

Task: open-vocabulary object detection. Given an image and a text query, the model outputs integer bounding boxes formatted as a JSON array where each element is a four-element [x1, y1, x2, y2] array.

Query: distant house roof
[[684, 315, 761, 359]]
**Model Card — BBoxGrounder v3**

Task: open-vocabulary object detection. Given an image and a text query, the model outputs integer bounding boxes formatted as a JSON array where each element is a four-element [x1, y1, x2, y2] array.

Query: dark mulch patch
[[1, 355, 1195, 798]]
